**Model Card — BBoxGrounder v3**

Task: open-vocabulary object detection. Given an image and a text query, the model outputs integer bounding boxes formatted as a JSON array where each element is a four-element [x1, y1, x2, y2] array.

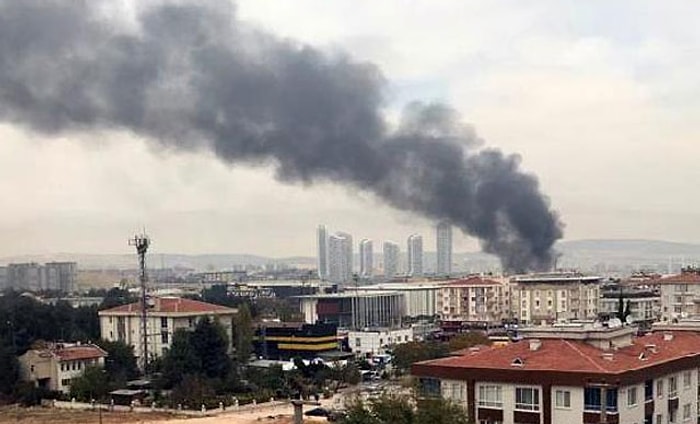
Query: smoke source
[[0, 0, 563, 272]]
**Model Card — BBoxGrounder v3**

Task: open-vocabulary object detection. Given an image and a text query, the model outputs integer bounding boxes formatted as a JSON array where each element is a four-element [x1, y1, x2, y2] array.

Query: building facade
[[317, 225, 329, 281], [509, 273, 602, 325], [383, 241, 400, 278], [654, 268, 700, 322], [348, 327, 414, 355], [298, 291, 404, 329], [98, 297, 236, 365], [599, 288, 660, 324], [436, 222, 453, 276], [413, 325, 700, 424], [360, 282, 439, 319], [359, 239, 373, 278], [328, 232, 353, 284], [407, 234, 423, 277], [2, 262, 77, 292], [18, 343, 107, 394], [253, 322, 339, 360], [437, 276, 508, 323]]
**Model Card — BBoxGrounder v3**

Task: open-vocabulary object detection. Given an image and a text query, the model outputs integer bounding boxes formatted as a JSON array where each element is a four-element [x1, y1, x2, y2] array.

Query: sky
[[1, 0, 699, 257]]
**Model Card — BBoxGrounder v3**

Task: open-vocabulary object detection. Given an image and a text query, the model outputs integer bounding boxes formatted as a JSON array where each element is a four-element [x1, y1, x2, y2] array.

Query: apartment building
[[18, 342, 107, 394], [599, 287, 660, 324], [413, 324, 700, 424], [437, 276, 508, 323], [509, 272, 602, 325], [98, 297, 236, 364], [655, 268, 700, 322]]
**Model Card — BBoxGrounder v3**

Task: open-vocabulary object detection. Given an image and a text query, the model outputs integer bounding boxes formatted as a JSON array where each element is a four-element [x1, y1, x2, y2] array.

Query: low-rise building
[[348, 327, 414, 355], [359, 282, 439, 319], [98, 297, 237, 364], [413, 324, 700, 424], [297, 291, 404, 329], [654, 268, 700, 322], [18, 342, 107, 394], [599, 287, 660, 324], [253, 322, 339, 360]]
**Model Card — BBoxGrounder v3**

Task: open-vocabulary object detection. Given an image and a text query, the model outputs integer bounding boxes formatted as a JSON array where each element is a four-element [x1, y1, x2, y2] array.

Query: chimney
[[529, 339, 542, 351], [645, 344, 657, 353], [663, 333, 674, 342]]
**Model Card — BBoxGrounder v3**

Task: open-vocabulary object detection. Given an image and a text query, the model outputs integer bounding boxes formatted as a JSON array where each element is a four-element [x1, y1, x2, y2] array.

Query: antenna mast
[[129, 232, 151, 373]]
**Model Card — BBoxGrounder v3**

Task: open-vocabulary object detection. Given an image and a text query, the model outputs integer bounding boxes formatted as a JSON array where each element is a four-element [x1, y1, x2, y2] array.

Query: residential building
[[407, 234, 423, 277], [360, 282, 440, 318], [0, 266, 7, 290], [436, 222, 452, 276], [317, 225, 329, 280], [298, 291, 404, 329], [6, 263, 44, 291], [437, 276, 508, 323], [328, 232, 353, 284], [18, 342, 107, 394], [359, 239, 373, 278], [44, 262, 77, 292], [383, 241, 400, 278], [413, 324, 700, 424], [253, 322, 339, 360], [599, 287, 660, 324], [3, 262, 77, 292], [348, 327, 413, 355], [654, 268, 700, 322], [510, 272, 603, 325], [98, 297, 237, 364]]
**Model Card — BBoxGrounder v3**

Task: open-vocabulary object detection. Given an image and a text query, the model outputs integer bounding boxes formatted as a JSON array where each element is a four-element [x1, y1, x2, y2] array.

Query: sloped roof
[[55, 345, 107, 361], [653, 272, 700, 284], [414, 331, 700, 375], [99, 297, 236, 315]]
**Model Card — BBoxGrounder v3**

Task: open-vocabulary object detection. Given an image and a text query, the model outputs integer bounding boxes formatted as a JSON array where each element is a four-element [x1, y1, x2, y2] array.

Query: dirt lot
[[0, 406, 177, 424]]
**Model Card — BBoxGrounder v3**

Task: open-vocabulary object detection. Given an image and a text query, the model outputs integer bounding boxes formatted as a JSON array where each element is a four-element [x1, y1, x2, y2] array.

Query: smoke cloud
[[0, 0, 563, 272]]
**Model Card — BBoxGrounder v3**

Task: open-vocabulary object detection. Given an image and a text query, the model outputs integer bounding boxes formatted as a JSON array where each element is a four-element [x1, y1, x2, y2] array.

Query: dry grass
[[0, 406, 176, 424]]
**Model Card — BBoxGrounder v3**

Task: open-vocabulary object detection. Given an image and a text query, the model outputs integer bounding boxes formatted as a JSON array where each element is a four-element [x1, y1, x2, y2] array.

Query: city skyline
[[2, 1, 700, 260]]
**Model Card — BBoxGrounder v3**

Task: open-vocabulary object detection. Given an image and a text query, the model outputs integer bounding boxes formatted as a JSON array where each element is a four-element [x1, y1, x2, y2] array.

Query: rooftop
[[413, 331, 700, 376], [441, 276, 502, 287], [513, 272, 602, 283], [26, 343, 107, 362], [653, 270, 700, 285], [98, 297, 237, 315]]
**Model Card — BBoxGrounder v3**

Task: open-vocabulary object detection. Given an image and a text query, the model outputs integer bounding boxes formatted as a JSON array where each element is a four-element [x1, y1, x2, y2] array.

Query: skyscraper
[[317, 225, 328, 280], [359, 239, 373, 278], [328, 232, 353, 284], [436, 221, 453, 276], [407, 234, 423, 277], [383, 241, 400, 278]]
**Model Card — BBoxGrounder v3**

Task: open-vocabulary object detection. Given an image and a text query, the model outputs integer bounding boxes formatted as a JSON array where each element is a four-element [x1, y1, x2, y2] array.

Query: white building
[[98, 297, 237, 365], [3, 262, 77, 292], [360, 282, 439, 318], [436, 222, 452, 276], [317, 225, 329, 281], [510, 272, 602, 325], [18, 343, 107, 394], [414, 324, 700, 424], [654, 269, 700, 322], [348, 327, 414, 355], [328, 232, 353, 284], [383, 241, 400, 278], [599, 289, 660, 323], [298, 290, 404, 329], [359, 239, 373, 278], [437, 276, 508, 322], [407, 234, 423, 277]]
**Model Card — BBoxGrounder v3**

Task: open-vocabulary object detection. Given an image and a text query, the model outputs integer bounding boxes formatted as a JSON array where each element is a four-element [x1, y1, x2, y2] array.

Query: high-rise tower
[[359, 239, 373, 278], [407, 234, 423, 277], [383, 241, 400, 278], [328, 232, 353, 284], [317, 225, 329, 280], [436, 221, 453, 276]]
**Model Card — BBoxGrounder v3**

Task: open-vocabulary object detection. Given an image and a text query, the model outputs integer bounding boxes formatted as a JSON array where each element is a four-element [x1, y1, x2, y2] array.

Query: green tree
[[0, 342, 19, 395], [161, 329, 201, 387], [341, 394, 471, 424], [447, 332, 491, 352], [70, 366, 110, 401], [97, 340, 138, 383], [191, 317, 231, 379], [392, 341, 448, 373], [233, 303, 254, 365], [416, 397, 471, 424]]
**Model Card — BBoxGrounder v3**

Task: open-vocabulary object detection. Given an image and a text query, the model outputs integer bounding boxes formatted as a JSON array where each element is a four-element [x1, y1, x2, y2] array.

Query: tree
[[99, 288, 136, 311], [161, 329, 201, 388], [392, 341, 448, 373], [447, 332, 491, 352], [340, 393, 471, 424], [233, 303, 254, 364], [70, 366, 110, 401], [415, 397, 471, 424], [97, 340, 138, 383], [190, 317, 231, 379], [0, 342, 19, 395]]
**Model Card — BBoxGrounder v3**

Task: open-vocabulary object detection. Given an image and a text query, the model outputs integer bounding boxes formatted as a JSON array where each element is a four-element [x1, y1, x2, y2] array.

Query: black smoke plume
[[0, 0, 563, 272]]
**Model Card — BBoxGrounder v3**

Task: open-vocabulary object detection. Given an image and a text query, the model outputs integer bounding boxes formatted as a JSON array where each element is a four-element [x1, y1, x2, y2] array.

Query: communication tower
[[129, 233, 151, 373]]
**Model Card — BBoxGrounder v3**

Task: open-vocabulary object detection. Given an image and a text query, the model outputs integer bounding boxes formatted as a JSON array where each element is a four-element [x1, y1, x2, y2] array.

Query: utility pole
[[129, 233, 150, 374]]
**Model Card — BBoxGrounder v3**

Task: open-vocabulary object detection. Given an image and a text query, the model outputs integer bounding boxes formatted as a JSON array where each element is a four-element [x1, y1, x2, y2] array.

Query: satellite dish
[[625, 315, 634, 325], [608, 318, 622, 329]]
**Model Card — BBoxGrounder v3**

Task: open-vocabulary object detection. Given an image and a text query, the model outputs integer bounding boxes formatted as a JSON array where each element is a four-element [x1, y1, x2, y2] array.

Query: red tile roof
[[653, 272, 700, 284], [99, 297, 236, 315], [442, 276, 502, 287], [414, 332, 700, 375], [54, 345, 107, 361]]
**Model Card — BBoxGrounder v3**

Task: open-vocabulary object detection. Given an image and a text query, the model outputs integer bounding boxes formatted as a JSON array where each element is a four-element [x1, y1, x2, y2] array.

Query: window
[[515, 387, 539, 411], [585, 387, 618, 412], [60, 363, 65, 372], [656, 379, 664, 398], [30, 365, 35, 373], [627, 387, 637, 407], [555, 390, 571, 409], [656, 413, 662, 424], [683, 371, 691, 389], [355, 338, 361, 347], [478, 385, 503, 408], [61, 378, 71, 387], [683, 403, 691, 421], [645, 380, 653, 401], [419, 378, 441, 398], [161, 317, 168, 328], [161, 331, 169, 344], [669, 376, 678, 398]]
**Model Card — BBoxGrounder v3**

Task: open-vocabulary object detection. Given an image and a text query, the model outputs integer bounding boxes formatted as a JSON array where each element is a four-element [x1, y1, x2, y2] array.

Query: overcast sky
[[1, 1, 699, 257]]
